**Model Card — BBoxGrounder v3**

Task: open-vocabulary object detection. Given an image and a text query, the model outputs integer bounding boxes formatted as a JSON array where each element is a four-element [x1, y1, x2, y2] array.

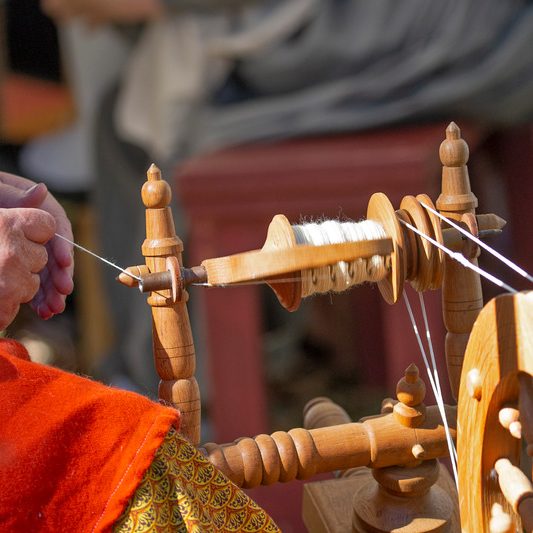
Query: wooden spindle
[[140, 164, 201, 445], [202, 403, 456, 489], [436, 122, 483, 400]]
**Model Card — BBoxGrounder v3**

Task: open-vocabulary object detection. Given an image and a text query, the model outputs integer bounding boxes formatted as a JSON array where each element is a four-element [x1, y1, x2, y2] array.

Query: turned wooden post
[[436, 122, 483, 400], [141, 164, 201, 445], [352, 364, 454, 532]]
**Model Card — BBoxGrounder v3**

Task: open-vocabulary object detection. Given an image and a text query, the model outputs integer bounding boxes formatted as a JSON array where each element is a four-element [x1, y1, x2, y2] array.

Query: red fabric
[[0, 339, 180, 532]]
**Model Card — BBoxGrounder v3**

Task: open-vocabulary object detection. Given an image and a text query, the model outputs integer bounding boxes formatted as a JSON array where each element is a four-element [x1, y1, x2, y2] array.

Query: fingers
[[46, 226, 74, 309], [30, 263, 70, 319], [0, 183, 48, 209], [0, 181, 75, 326], [21, 274, 42, 303], [42, 244, 74, 296], [34, 186, 73, 268], [15, 202, 74, 321], [30, 241, 74, 320], [16, 208, 56, 244], [51, 218, 74, 269], [0, 208, 57, 328], [22, 240, 49, 273]]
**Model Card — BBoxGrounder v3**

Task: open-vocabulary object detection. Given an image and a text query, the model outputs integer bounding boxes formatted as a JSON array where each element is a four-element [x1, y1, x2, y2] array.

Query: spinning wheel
[[458, 292, 533, 532], [117, 123, 531, 531]]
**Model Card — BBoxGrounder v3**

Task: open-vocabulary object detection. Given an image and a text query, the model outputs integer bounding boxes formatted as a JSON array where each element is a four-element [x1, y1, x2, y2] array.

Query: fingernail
[[24, 183, 41, 195]]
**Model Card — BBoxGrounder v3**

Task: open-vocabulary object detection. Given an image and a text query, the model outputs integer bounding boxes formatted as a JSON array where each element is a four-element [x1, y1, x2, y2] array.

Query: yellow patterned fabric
[[114, 427, 279, 532]]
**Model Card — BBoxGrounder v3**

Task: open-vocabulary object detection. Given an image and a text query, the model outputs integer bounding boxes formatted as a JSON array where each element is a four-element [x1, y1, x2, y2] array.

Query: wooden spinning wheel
[[458, 292, 533, 532], [118, 123, 532, 531]]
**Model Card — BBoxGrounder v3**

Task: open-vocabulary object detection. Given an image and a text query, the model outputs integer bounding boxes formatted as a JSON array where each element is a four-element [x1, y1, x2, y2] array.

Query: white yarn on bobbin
[[292, 219, 389, 298]]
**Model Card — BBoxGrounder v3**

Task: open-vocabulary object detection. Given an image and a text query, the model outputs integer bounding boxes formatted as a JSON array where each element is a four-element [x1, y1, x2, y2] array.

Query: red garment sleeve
[[0, 339, 180, 533]]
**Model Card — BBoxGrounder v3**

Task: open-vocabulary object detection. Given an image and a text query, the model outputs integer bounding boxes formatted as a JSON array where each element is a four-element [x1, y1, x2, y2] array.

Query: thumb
[[0, 183, 48, 209]]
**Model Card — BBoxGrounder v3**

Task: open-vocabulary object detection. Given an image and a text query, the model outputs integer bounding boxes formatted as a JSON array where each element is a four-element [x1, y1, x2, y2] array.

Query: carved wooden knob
[[394, 363, 427, 428], [396, 363, 426, 406], [439, 122, 469, 167], [141, 164, 172, 208]]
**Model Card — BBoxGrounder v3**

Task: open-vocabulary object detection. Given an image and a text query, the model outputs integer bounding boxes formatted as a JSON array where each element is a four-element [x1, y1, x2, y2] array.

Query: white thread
[[403, 292, 458, 489], [420, 201, 533, 284], [55, 233, 141, 281], [418, 292, 458, 466], [292, 219, 389, 297], [398, 220, 518, 294]]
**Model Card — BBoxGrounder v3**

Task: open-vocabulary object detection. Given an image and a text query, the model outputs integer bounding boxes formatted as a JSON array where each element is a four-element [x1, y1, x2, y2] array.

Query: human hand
[[0, 208, 57, 330], [40, 0, 163, 26], [0, 176, 74, 321]]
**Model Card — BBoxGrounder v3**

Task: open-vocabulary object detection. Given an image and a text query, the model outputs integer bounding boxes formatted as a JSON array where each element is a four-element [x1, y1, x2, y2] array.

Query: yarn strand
[[292, 219, 389, 297], [420, 201, 533, 284]]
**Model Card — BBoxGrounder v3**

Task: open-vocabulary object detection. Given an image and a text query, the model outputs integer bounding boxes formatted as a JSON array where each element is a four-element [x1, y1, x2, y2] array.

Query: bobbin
[[201, 213, 393, 311], [197, 194, 442, 309], [197, 192, 457, 308]]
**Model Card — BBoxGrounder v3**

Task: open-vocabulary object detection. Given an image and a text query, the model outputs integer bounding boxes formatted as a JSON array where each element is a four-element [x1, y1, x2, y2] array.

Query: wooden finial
[[439, 122, 469, 168], [437, 122, 476, 210], [446, 121, 461, 139], [394, 363, 427, 428], [141, 164, 172, 209], [397, 363, 426, 403]]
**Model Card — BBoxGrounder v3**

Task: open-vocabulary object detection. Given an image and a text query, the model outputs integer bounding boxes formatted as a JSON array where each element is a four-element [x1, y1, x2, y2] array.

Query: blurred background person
[[8, 0, 533, 407]]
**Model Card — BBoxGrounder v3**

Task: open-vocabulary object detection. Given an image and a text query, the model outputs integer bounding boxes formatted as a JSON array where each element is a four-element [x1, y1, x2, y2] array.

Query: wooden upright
[[436, 122, 483, 399], [141, 164, 200, 445]]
